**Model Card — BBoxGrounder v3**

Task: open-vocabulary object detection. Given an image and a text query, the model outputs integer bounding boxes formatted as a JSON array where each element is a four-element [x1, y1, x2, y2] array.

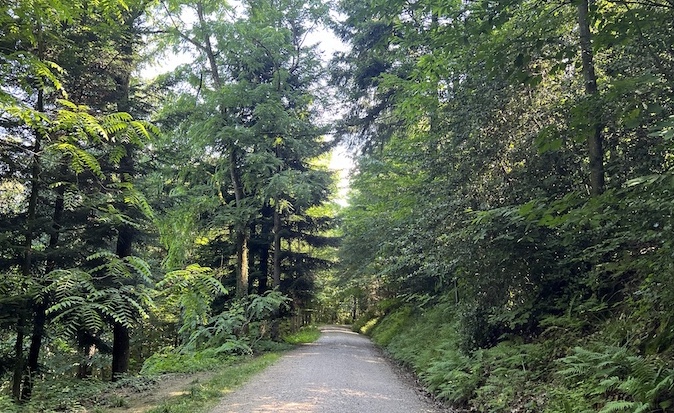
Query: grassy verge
[[145, 327, 322, 413], [282, 326, 321, 344], [144, 353, 280, 413], [1, 327, 323, 413]]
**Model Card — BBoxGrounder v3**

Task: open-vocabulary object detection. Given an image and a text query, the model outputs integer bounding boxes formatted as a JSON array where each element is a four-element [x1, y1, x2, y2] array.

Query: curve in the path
[[210, 325, 441, 413]]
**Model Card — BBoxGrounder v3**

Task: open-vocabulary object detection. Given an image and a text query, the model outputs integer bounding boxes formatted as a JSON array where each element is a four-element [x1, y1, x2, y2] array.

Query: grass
[[145, 352, 281, 413], [2, 328, 323, 413], [282, 326, 322, 344], [0, 353, 281, 413]]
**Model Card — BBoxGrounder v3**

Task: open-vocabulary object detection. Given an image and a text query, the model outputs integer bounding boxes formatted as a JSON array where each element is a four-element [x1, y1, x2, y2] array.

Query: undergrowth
[[0, 353, 280, 413], [282, 325, 321, 344], [145, 352, 280, 413], [1, 323, 316, 413], [356, 297, 674, 413], [141, 350, 231, 375], [0, 375, 158, 413]]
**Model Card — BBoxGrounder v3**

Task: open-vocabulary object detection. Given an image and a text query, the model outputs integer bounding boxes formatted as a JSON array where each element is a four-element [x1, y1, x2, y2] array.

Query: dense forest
[[2, 0, 674, 412], [1, 0, 337, 410], [335, 0, 674, 412]]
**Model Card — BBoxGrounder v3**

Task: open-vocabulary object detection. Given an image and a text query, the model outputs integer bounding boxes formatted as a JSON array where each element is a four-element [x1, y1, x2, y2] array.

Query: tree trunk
[[111, 24, 135, 379], [272, 203, 282, 289], [270, 202, 283, 340], [230, 150, 249, 298], [13, 86, 45, 401], [11, 322, 25, 401], [112, 222, 134, 380], [258, 204, 273, 294], [236, 231, 250, 297], [22, 165, 66, 399], [111, 323, 130, 379], [578, 0, 605, 196]]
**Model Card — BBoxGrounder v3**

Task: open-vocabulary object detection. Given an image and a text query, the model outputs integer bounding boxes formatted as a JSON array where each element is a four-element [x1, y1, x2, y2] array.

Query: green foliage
[[144, 353, 280, 413], [45, 252, 154, 336], [140, 350, 225, 375], [369, 305, 411, 347], [553, 346, 674, 413], [184, 291, 290, 353], [282, 326, 321, 344], [155, 264, 226, 340], [333, 0, 674, 409]]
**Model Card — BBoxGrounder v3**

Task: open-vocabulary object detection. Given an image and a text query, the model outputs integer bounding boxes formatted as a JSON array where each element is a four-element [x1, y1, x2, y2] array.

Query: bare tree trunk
[[578, 0, 605, 196], [258, 204, 273, 294], [230, 150, 250, 298], [111, 323, 130, 379], [22, 164, 67, 399], [272, 203, 282, 289], [13, 83, 45, 401], [111, 16, 136, 378], [236, 231, 250, 297]]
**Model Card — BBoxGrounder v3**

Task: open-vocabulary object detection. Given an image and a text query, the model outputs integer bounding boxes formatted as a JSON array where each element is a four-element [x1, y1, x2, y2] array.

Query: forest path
[[210, 325, 443, 413]]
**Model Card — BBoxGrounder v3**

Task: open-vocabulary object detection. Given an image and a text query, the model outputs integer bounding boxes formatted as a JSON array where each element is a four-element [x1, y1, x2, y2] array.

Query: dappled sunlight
[[210, 325, 440, 413], [226, 400, 318, 413], [219, 385, 408, 413], [319, 325, 360, 335]]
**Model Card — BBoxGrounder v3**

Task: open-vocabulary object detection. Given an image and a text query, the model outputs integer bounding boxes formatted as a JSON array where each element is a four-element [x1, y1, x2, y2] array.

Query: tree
[[1, 0, 158, 396], [153, 0, 335, 301], [334, 0, 674, 409]]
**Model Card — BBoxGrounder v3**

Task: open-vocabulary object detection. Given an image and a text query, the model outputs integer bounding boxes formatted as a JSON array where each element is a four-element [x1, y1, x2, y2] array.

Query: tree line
[[1, 0, 337, 405], [334, 0, 674, 411]]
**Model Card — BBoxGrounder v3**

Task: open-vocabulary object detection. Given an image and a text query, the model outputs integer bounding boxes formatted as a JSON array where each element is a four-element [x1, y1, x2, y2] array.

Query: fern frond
[[599, 401, 635, 413], [51, 142, 103, 177]]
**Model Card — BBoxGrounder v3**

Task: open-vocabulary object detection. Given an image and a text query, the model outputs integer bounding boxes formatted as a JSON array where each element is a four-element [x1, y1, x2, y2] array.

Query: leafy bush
[[141, 350, 225, 375], [184, 290, 290, 352]]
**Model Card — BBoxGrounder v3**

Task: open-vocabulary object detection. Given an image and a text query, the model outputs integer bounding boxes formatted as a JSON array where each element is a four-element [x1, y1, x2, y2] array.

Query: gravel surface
[[210, 325, 443, 413]]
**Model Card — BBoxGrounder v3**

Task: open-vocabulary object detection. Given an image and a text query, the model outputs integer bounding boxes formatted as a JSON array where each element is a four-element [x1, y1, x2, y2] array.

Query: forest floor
[[103, 370, 220, 413]]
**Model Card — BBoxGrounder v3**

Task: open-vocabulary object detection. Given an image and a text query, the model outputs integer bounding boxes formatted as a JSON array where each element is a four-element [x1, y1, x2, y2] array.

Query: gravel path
[[210, 325, 443, 413]]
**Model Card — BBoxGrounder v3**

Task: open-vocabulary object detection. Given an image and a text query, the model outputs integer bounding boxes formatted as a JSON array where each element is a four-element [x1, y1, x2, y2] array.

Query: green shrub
[[370, 305, 412, 347], [141, 350, 225, 375]]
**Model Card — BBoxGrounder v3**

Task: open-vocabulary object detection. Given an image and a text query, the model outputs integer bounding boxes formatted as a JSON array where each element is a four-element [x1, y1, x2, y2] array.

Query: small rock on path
[[210, 325, 442, 413]]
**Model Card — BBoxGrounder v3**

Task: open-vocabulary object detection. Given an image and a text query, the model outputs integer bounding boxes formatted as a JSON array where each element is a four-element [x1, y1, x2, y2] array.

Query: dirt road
[[210, 325, 443, 413]]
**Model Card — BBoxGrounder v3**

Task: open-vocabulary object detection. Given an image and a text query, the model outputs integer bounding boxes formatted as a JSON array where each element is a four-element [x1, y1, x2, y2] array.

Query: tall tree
[[1, 0, 157, 395], [154, 0, 335, 301]]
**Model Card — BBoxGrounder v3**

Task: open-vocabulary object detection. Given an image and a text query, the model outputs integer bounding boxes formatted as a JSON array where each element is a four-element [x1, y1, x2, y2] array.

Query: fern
[[557, 346, 674, 413], [52, 142, 103, 177], [600, 401, 637, 413], [156, 264, 226, 341], [46, 252, 155, 337]]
